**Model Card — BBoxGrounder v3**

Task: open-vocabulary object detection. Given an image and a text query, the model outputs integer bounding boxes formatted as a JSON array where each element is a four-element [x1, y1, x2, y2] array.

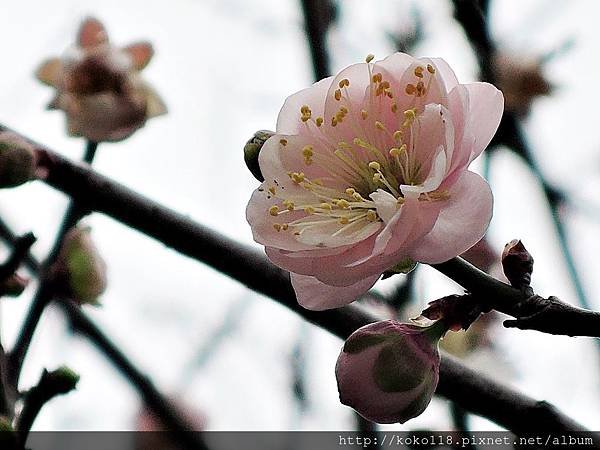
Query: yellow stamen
[[269, 206, 279, 216]]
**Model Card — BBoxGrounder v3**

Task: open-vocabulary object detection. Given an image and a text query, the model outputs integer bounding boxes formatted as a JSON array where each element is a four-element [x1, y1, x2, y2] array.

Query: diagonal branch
[[0, 124, 587, 432]]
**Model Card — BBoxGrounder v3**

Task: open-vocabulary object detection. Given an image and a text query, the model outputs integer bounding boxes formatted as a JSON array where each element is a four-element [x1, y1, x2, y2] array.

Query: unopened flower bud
[[45, 366, 81, 394], [336, 320, 445, 424], [0, 132, 36, 188], [53, 226, 107, 305], [0, 273, 29, 298], [502, 239, 534, 289], [244, 130, 274, 182]]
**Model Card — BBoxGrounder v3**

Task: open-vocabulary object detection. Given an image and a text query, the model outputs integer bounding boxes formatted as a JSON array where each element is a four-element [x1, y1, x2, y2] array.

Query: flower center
[[268, 57, 450, 246]]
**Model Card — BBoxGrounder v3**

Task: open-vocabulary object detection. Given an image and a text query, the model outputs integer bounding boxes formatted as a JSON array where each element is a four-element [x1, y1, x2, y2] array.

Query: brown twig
[[433, 258, 600, 337]]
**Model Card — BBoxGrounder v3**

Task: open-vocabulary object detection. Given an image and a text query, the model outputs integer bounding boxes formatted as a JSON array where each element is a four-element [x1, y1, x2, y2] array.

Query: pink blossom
[[36, 17, 166, 142], [336, 320, 442, 424], [246, 53, 503, 310]]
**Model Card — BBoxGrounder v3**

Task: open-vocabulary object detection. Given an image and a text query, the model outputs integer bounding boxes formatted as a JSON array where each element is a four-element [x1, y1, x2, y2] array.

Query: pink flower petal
[[78, 17, 109, 48], [291, 273, 380, 310], [123, 42, 154, 70], [276, 76, 333, 136], [462, 82, 504, 161], [408, 171, 493, 264]]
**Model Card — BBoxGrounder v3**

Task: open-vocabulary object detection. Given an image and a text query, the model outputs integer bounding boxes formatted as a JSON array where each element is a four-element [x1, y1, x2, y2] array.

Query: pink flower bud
[[335, 320, 443, 424]]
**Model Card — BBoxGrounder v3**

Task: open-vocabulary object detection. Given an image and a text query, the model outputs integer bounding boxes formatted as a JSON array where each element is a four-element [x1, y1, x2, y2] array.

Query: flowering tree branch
[[0, 124, 588, 432]]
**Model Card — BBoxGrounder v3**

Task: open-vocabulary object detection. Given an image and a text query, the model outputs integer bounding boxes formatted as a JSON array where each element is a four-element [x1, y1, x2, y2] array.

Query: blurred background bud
[[493, 52, 553, 116], [36, 17, 166, 142], [336, 320, 443, 424], [51, 226, 107, 306], [0, 131, 36, 188]]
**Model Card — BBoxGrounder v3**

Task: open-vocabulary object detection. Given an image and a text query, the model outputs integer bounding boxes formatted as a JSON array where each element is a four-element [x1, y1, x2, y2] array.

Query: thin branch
[[0, 127, 582, 431], [433, 258, 600, 337], [299, 0, 333, 80], [0, 233, 36, 282], [15, 367, 79, 448], [450, 0, 592, 315], [9, 141, 97, 387], [56, 298, 209, 450]]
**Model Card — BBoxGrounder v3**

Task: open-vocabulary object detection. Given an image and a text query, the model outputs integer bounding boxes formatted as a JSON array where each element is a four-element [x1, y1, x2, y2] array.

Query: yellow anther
[[335, 112, 345, 122], [416, 81, 425, 96], [352, 192, 363, 201], [339, 217, 349, 225], [279, 138, 288, 146], [405, 84, 416, 95], [282, 223, 289, 231], [269, 206, 279, 216], [397, 197, 405, 205], [369, 161, 381, 171], [302, 145, 314, 158], [414, 66, 424, 78], [380, 81, 390, 89], [334, 89, 342, 101], [268, 186, 276, 195], [375, 121, 385, 131], [283, 200, 295, 211], [339, 79, 350, 88], [336, 199, 350, 209], [366, 54, 375, 63], [315, 116, 324, 127], [372, 73, 382, 83], [304, 206, 316, 214], [404, 109, 416, 122], [373, 173, 382, 182], [389, 147, 400, 157], [301, 115, 310, 122], [361, 109, 368, 120], [331, 117, 338, 127], [391, 103, 398, 113], [291, 172, 305, 184], [393, 130, 403, 141], [345, 187, 356, 196], [340, 106, 348, 115], [366, 210, 378, 221], [300, 105, 310, 114], [273, 223, 282, 232], [386, 90, 394, 99], [427, 64, 436, 74], [320, 203, 332, 210]]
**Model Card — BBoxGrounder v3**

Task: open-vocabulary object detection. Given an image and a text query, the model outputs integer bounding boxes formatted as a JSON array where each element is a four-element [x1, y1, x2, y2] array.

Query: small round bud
[[336, 320, 443, 424], [244, 130, 274, 182], [47, 366, 81, 393], [52, 226, 107, 306], [0, 132, 37, 188], [502, 239, 534, 289]]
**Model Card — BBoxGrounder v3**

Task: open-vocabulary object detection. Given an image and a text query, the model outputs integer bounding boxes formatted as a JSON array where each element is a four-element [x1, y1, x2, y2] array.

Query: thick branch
[[0, 233, 35, 282], [0, 126, 582, 432]]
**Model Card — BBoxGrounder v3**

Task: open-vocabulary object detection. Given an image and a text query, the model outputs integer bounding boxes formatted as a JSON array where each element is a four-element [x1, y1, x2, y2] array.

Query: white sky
[[0, 0, 599, 431]]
